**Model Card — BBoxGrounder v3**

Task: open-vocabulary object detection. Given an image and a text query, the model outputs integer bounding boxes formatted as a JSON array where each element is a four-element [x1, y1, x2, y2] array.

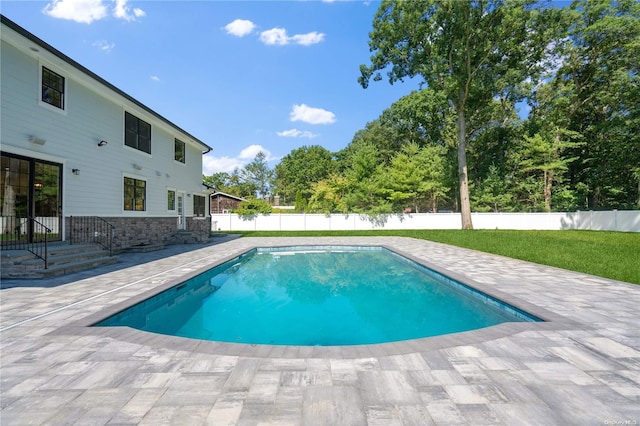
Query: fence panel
[[211, 211, 640, 232]]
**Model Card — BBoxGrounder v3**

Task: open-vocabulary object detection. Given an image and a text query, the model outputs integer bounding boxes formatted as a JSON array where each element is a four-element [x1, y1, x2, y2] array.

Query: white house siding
[[1, 18, 211, 249]]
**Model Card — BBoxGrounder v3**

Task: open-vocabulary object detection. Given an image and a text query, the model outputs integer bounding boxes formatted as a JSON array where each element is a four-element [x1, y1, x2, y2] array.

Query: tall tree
[[359, 0, 561, 228], [379, 88, 454, 150], [558, 0, 640, 208], [515, 131, 583, 211], [227, 168, 257, 198], [307, 174, 349, 214], [242, 151, 274, 199], [522, 74, 584, 212], [203, 172, 231, 193], [273, 145, 336, 204], [342, 142, 391, 214], [472, 164, 515, 212], [380, 143, 448, 212], [202, 169, 255, 198]]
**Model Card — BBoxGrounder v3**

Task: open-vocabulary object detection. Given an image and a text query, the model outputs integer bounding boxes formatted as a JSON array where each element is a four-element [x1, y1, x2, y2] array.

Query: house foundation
[[65, 216, 211, 252]]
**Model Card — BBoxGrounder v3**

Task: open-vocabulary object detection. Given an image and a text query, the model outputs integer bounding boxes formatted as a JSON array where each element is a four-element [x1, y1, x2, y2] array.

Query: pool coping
[[50, 242, 585, 359]]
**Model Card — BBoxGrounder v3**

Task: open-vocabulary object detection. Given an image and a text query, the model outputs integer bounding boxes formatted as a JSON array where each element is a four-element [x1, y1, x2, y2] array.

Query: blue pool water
[[95, 246, 540, 346]]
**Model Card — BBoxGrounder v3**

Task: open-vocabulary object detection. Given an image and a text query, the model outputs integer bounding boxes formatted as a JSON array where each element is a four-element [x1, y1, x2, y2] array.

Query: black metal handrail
[[69, 216, 115, 256], [1, 216, 52, 268]]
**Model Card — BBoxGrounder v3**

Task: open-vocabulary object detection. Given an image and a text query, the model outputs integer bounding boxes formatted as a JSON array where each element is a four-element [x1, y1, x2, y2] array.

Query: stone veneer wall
[[65, 216, 211, 252], [185, 217, 211, 239]]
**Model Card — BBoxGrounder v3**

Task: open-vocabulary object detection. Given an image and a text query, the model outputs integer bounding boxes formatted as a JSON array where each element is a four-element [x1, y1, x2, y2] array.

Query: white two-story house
[[1, 15, 213, 252]]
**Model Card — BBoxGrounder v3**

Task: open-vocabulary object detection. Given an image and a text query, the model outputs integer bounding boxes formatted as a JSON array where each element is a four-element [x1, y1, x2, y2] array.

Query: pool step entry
[[1, 242, 118, 279]]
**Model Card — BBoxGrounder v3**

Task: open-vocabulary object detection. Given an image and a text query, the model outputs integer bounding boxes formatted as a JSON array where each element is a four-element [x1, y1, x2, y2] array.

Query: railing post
[[44, 231, 48, 269]]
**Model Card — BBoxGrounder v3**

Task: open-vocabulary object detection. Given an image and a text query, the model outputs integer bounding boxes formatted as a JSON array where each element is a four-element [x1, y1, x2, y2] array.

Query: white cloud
[[260, 28, 325, 46], [292, 32, 325, 46], [92, 39, 114, 52], [203, 155, 244, 175], [240, 144, 276, 160], [43, 0, 107, 24], [290, 104, 336, 125], [224, 19, 256, 37], [150, 75, 160, 82], [277, 129, 318, 139], [260, 28, 289, 46], [203, 145, 276, 175], [113, 0, 144, 21], [42, 0, 144, 23]]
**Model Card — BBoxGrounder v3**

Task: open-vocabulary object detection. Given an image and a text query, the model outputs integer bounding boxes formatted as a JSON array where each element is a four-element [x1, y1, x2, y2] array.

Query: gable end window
[[124, 177, 146, 211], [42, 66, 65, 109], [125, 112, 151, 154], [174, 139, 185, 163], [193, 195, 205, 217]]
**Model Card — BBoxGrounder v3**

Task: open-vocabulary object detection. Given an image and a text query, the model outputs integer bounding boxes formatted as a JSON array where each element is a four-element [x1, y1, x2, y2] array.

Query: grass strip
[[224, 230, 639, 284]]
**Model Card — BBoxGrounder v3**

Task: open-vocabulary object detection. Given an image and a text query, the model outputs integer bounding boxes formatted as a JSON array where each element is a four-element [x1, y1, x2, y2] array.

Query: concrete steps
[[172, 230, 205, 244], [1, 243, 117, 279]]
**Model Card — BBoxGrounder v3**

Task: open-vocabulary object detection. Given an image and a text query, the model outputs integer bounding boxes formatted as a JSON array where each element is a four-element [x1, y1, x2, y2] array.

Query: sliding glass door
[[1, 153, 62, 244]]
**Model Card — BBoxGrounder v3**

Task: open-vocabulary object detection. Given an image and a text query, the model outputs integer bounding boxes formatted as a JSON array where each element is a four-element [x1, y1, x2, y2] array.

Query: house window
[[193, 195, 205, 217], [125, 112, 151, 154], [167, 190, 176, 210], [174, 139, 185, 163], [124, 177, 146, 211], [42, 67, 65, 109]]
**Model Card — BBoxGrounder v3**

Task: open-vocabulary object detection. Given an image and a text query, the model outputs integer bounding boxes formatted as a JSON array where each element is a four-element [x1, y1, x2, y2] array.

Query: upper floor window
[[42, 66, 65, 109], [125, 112, 151, 154], [124, 177, 146, 211], [174, 139, 185, 163], [193, 195, 206, 217]]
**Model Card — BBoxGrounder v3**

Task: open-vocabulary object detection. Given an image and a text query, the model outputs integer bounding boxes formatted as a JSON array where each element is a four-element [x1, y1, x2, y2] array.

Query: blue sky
[[2, 0, 424, 175]]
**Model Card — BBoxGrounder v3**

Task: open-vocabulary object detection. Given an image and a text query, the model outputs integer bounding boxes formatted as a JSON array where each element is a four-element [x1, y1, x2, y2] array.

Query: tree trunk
[[544, 169, 553, 212], [456, 108, 473, 229]]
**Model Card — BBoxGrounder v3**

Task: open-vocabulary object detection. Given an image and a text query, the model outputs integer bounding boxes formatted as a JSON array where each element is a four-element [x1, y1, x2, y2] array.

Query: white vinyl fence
[[0, 216, 61, 234], [211, 210, 640, 233]]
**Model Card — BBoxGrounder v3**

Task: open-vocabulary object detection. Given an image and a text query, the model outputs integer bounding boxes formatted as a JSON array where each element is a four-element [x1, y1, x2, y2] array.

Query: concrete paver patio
[[1, 236, 639, 425]]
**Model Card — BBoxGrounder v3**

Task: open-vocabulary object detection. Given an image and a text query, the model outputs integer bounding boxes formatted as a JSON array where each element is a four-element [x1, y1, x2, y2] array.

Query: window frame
[[123, 176, 147, 211], [39, 65, 66, 113], [174, 139, 186, 164], [124, 111, 152, 154], [167, 189, 176, 211], [193, 194, 206, 217]]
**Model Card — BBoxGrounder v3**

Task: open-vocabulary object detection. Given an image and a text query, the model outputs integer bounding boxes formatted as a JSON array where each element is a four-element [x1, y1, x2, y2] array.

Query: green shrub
[[234, 198, 272, 216]]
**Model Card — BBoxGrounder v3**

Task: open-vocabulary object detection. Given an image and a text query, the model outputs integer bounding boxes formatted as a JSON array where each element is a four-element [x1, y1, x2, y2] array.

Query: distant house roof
[[0, 14, 212, 154], [210, 192, 245, 202]]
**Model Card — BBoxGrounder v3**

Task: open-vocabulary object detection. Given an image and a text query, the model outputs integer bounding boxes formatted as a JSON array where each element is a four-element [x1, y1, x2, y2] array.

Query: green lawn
[[227, 230, 640, 284]]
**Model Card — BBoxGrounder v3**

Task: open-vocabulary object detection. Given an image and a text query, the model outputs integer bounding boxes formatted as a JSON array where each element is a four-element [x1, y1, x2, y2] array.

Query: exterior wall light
[[97, 140, 108, 147], [72, 169, 80, 175]]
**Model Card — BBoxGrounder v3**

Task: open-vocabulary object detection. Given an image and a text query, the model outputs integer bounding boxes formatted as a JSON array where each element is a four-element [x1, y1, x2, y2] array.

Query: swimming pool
[[95, 246, 541, 345]]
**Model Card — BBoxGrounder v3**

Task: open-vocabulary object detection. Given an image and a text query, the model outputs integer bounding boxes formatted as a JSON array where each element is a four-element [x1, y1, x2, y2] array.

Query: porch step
[[123, 243, 164, 253], [1, 243, 117, 279], [30, 256, 119, 278], [172, 230, 206, 244]]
